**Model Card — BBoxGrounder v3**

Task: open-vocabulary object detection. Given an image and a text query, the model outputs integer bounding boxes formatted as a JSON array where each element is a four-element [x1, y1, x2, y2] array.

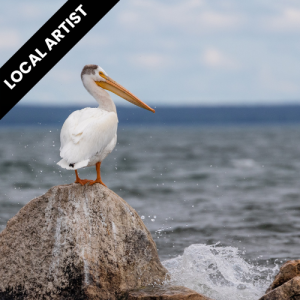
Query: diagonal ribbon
[[0, 0, 120, 120]]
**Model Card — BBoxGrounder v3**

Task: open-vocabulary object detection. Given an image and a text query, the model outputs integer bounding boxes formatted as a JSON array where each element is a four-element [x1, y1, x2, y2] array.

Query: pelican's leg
[[89, 162, 107, 187], [74, 170, 93, 186]]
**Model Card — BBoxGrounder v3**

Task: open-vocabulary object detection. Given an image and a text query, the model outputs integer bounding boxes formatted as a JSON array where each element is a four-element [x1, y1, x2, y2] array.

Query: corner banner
[[0, 0, 120, 120]]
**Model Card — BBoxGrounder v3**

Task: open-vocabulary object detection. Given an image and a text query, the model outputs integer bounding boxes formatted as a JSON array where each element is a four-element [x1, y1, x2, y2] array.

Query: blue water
[[1, 125, 299, 299]]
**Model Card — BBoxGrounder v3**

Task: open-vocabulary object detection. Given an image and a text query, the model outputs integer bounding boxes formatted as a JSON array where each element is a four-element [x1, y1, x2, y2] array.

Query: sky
[[1, 0, 300, 106]]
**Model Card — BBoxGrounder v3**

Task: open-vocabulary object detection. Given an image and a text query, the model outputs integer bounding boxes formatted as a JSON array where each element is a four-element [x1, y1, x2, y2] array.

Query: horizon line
[[15, 102, 300, 108]]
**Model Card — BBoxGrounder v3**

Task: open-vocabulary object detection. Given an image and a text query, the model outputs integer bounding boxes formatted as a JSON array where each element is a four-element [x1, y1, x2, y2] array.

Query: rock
[[259, 276, 300, 300], [0, 183, 168, 299], [266, 260, 300, 293], [124, 285, 213, 300]]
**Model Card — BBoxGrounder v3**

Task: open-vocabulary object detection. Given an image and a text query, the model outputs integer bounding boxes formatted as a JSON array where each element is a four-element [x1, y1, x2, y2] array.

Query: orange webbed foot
[[89, 179, 107, 187], [75, 178, 93, 186]]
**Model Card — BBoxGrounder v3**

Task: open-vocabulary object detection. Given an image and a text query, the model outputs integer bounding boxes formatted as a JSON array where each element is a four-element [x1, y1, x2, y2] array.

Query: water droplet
[[237, 284, 246, 290]]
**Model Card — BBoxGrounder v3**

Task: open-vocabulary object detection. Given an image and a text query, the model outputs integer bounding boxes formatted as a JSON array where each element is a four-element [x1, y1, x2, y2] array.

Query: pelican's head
[[81, 64, 155, 113]]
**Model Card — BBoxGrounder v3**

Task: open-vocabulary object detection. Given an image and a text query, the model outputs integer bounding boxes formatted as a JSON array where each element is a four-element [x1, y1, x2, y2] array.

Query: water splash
[[162, 244, 279, 300]]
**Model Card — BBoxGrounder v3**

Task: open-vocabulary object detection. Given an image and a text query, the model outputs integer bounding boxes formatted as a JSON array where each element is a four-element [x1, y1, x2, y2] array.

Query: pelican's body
[[57, 65, 154, 186], [58, 108, 118, 170]]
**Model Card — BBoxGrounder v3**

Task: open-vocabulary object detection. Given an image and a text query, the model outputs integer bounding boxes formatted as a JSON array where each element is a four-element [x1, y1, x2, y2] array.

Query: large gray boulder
[[0, 183, 168, 299]]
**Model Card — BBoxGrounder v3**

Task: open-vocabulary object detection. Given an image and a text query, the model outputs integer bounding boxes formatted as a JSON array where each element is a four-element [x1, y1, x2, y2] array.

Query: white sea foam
[[163, 244, 279, 300]]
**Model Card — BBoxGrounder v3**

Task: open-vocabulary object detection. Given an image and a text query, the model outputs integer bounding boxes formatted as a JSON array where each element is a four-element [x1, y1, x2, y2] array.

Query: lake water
[[1, 125, 300, 299]]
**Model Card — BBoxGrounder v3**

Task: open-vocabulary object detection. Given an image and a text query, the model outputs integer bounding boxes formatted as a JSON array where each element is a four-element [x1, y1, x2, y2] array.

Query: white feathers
[[57, 158, 90, 170], [58, 107, 118, 170]]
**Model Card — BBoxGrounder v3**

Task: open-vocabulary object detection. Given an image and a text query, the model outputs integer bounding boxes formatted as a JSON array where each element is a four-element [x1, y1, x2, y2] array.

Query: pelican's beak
[[95, 73, 155, 113]]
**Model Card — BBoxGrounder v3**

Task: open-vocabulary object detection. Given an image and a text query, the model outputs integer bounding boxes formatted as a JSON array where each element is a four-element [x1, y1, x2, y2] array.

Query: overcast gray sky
[[1, 0, 300, 106]]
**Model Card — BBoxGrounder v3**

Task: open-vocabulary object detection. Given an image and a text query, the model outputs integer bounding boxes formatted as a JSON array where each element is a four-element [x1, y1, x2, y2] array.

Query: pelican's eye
[[99, 71, 106, 79]]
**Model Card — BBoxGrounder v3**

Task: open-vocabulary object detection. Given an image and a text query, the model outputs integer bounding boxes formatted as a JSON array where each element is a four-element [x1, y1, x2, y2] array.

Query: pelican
[[57, 64, 155, 186]]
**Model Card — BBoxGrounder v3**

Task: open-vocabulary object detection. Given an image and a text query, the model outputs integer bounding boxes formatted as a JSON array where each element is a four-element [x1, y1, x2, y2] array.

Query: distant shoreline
[[2, 104, 300, 126]]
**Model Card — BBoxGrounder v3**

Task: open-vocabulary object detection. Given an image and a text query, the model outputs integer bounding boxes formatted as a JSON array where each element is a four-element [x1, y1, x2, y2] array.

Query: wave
[[162, 244, 279, 300]]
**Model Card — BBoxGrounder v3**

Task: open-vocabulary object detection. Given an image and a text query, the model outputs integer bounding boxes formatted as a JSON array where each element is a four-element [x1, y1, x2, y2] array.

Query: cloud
[[117, 0, 244, 34], [192, 11, 242, 31], [79, 34, 111, 48], [118, 11, 140, 25], [0, 30, 21, 49], [49, 69, 77, 84], [201, 47, 238, 69], [131, 53, 172, 70], [265, 7, 300, 32], [19, 4, 44, 19], [2, 0, 300, 105], [259, 66, 299, 93], [17, 1, 65, 21]]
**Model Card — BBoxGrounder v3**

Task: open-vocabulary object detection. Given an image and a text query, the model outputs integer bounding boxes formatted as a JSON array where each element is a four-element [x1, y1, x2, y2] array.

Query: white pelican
[[57, 64, 155, 186]]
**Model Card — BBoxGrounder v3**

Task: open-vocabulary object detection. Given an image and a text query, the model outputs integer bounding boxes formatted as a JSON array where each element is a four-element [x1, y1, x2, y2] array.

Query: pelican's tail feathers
[[57, 159, 90, 170]]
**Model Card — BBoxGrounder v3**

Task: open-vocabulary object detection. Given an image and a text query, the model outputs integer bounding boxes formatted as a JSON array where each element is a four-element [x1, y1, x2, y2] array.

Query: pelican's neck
[[82, 77, 117, 113]]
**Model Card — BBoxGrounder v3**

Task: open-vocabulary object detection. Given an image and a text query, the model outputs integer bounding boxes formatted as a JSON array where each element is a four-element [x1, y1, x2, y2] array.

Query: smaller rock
[[259, 276, 300, 300], [124, 285, 213, 300], [266, 260, 300, 293]]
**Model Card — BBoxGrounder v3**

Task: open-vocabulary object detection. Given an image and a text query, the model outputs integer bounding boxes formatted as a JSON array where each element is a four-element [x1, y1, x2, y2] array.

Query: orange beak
[[95, 73, 155, 113]]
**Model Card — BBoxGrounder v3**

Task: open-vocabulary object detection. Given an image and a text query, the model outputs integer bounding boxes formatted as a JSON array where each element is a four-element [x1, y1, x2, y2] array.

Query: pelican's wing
[[59, 108, 118, 165]]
